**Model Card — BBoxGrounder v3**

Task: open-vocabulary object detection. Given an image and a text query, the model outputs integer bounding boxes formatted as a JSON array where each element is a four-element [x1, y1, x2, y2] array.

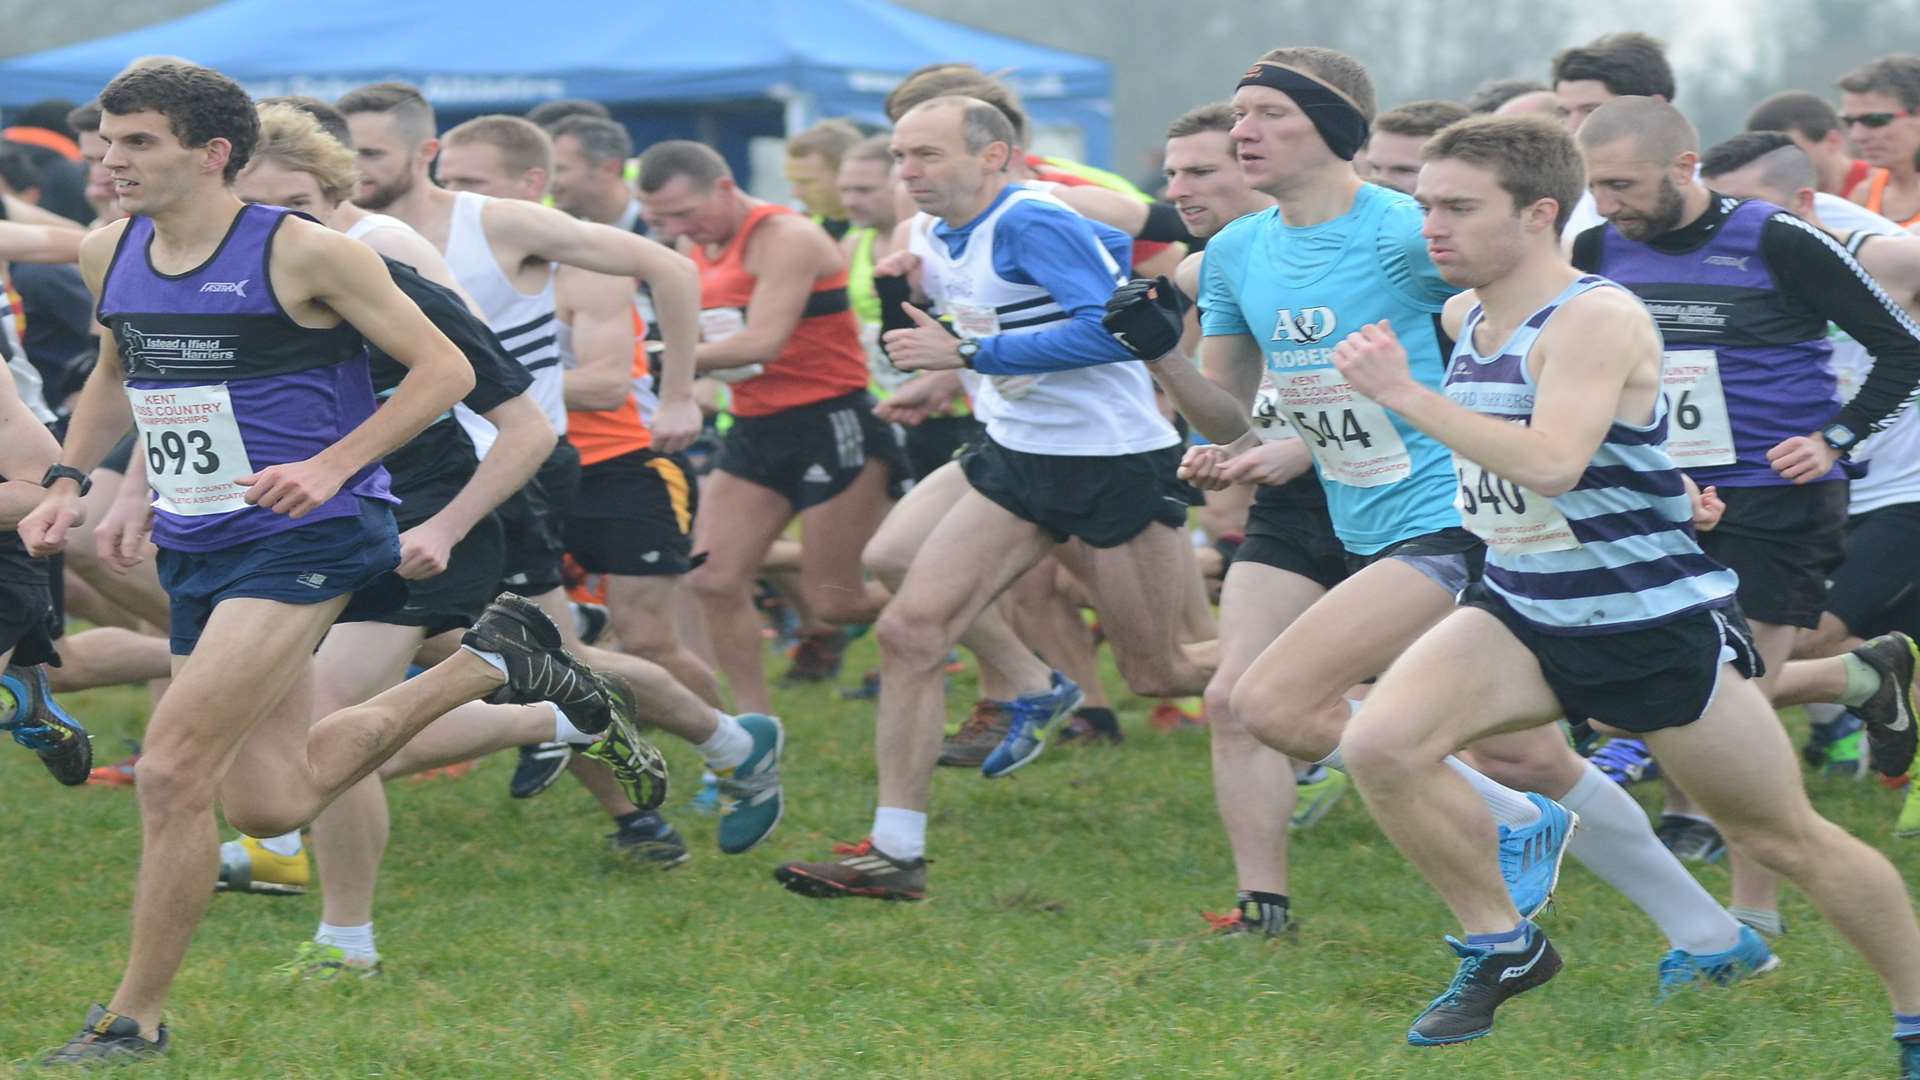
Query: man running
[[1364, 100, 1470, 195], [773, 95, 1207, 901], [637, 139, 899, 715], [15, 62, 625, 1064], [1841, 56, 1920, 229], [1328, 116, 1920, 1069]]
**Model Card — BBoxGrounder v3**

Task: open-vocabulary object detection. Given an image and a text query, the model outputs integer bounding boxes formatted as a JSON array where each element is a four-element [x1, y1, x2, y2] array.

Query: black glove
[[1102, 275, 1190, 362]]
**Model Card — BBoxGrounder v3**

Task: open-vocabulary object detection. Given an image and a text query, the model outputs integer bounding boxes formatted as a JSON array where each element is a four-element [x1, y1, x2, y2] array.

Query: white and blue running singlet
[[1443, 274, 1738, 632], [1199, 183, 1460, 554]]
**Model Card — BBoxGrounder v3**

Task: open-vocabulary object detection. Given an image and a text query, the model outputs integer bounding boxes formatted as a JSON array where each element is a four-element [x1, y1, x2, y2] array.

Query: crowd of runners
[[5, 29, 1920, 1073]]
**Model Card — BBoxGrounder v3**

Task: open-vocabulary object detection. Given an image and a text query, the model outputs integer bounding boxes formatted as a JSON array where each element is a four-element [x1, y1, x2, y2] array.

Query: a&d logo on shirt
[[1271, 307, 1337, 345]]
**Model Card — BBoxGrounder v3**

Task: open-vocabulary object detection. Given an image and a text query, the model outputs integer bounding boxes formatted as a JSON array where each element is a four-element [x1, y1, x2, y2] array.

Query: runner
[[1118, 50, 1768, 974], [335, 89, 778, 867], [1746, 91, 1876, 198], [1840, 56, 1920, 229], [14, 62, 625, 1064], [1327, 116, 1920, 1067], [1365, 100, 1470, 195], [636, 138, 899, 716], [1550, 32, 1677, 238], [785, 119, 861, 241], [773, 95, 1206, 901], [1572, 97, 1920, 929]]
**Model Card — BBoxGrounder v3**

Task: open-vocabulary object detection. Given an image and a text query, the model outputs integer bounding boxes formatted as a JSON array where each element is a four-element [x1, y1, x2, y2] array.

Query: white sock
[[315, 921, 378, 962], [461, 646, 509, 677], [551, 703, 597, 746], [1446, 757, 1543, 828], [257, 831, 304, 858], [696, 711, 754, 772], [1560, 762, 1742, 954], [871, 806, 927, 862]]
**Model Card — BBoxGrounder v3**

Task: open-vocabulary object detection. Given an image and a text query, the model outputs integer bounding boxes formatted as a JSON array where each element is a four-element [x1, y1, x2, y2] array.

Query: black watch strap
[[41, 464, 91, 497]]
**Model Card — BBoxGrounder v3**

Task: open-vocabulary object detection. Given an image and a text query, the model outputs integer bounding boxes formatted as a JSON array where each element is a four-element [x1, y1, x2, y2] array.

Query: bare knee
[[688, 561, 747, 604], [1341, 716, 1422, 783], [1465, 739, 1583, 797], [807, 585, 869, 627], [1720, 815, 1831, 880], [875, 605, 950, 671], [134, 753, 220, 819], [1228, 675, 1323, 758], [862, 535, 909, 587]]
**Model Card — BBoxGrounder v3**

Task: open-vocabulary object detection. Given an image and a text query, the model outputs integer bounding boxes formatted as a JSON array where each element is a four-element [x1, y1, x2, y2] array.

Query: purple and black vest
[[1594, 197, 1840, 487], [97, 203, 393, 552]]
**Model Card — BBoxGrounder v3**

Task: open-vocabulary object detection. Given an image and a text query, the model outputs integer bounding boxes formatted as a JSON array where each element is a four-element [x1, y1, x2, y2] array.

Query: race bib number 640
[[1452, 453, 1579, 555], [128, 384, 254, 516]]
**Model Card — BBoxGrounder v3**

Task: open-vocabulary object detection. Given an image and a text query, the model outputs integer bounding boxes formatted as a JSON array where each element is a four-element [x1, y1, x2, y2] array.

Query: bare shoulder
[[77, 217, 130, 287], [1173, 250, 1205, 300], [750, 211, 840, 269], [1439, 289, 1477, 336], [1542, 284, 1659, 357]]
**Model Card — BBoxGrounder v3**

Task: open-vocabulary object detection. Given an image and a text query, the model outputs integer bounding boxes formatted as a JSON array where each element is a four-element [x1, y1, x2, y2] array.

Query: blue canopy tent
[[0, 0, 1114, 180]]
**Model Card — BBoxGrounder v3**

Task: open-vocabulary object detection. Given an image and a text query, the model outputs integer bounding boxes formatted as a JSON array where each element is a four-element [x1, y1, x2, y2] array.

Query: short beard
[[355, 171, 413, 211]]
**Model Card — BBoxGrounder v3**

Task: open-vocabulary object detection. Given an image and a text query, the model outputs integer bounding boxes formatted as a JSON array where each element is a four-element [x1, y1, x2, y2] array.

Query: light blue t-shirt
[[1200, 183, 1462, 554]]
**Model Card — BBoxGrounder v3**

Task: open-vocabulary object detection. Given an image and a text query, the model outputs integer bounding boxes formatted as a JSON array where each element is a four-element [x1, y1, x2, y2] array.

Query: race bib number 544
[[1271, 368, 1410, 486], [128, 384, 254, 516]]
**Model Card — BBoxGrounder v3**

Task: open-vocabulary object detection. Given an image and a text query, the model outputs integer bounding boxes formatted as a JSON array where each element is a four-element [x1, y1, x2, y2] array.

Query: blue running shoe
[[1590, 737, 1659, 786], [689, 771, 720, 814], [1408, 927, 1561, 1046], [2, 663, 92, 786], [1656, 925, 1781, 999], [1499, 794, 1579, 919], [716, 714, 784, 854], [980, 673, 1084, 779], [1900, 1037, 1920, 1080]]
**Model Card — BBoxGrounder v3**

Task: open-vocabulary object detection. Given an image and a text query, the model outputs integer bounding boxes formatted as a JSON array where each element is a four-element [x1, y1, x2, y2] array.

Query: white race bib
[[128, 384, 254, 516], [1452, 453, 1579, 554], [1660, 349, 1735, 467], [699, 306, 746, 342], [947, 302, 1000, 338], [1271, 368, 1410, 486]]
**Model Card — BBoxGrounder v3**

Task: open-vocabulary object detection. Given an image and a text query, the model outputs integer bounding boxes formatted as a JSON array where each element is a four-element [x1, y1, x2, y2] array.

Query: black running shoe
[[2, 663, 92, 786], [1407, 929, 1561, 1046], [1852, 632, 1919, 778], [572, 601, 612, 647], [773, 837, 927, 901], [508, 741, 573, 799], [40, 1005, 169, 1067], [1654, 813, 1727, 863], [462, 593, 611, 732], [608, 811, 689, 869], [580, 674, 668, 811]]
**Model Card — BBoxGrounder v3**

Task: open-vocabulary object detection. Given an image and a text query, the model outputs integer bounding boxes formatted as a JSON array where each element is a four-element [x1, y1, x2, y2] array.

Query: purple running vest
[[1594, 197, 1839, 487], [97, 204, 393, 552]]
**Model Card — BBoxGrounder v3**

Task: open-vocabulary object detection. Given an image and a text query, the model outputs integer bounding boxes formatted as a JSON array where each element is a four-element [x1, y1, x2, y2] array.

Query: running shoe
[[571, 601, 612, 647], [1852, 632, 1919, 779], [688, 771, 720, 814], [1, 663, 92, 786], [1589, 737, 1660, 786], [1900, 1036, 1920, 1080], [508, 741, 573, 799], [1148, 699, 1203, 731], [39, 1005, 168, 1067], [1655, 813, 1728, 863], [1201, 895, 1292, 938], [270, 941, 380, 982], [1057, 706, 1124, 746], [980, 674, 1084, 778], [1499, 794, 1578, 920], [839, 670, 882, 701], [463, 593, 613, 731], [1290, 767, 1349, 831], [608, 811, 690, 869], [938, 700, 1010, 767], [1897, 781, 1920, 839], [86, 747, 139, 787], [781, 629, 847, 684], [1804, 708, 1869, 778], [580, 674, 668, 811], [716, 714, 784, 854], [215, 836, 310, 895], [1655, 925, 1780, 999], [773, 837, 927, 901], [1407, 927, 1560, 1046]]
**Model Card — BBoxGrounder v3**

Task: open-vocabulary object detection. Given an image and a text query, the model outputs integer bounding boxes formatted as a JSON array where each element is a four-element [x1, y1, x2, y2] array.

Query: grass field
[[2, 635, 1913, 1078]]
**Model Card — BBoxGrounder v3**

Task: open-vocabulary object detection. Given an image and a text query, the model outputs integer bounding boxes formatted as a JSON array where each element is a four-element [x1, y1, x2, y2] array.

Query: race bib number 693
[[128, 384, 255, 516]]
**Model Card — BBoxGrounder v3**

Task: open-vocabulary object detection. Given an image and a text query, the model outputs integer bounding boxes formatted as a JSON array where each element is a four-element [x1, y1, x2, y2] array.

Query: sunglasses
[[1842, 109, 1918, 129]]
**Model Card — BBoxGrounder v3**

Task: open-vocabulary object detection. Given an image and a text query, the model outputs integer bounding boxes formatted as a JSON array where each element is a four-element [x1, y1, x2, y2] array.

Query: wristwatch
[[1820, 421, 1859, 454], [956, 339, 981, 369], [40, 464, 92, 497]]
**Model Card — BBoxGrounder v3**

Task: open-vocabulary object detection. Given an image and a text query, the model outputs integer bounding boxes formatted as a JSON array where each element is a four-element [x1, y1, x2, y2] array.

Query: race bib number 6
[[128, 384, 255, 516], [1660, 349, 1735, 467], [1271, 368, 1410, 486], [1452, 452, 1580, 555]]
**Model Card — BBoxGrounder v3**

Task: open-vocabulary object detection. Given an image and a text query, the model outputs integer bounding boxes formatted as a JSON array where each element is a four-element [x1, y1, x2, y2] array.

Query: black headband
[[1236, 63, 1370, 161]]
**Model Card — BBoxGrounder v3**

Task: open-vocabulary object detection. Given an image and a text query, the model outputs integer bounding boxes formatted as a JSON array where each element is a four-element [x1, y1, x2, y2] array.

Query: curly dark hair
[[98, 62, 259, 182]]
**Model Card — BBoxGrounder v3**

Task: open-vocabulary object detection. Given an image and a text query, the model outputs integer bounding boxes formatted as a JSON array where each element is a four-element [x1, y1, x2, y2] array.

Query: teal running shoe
[[1499, 794, 1579, 919], [1656, 925, 1780, 999], [716, 714, 784, 854]]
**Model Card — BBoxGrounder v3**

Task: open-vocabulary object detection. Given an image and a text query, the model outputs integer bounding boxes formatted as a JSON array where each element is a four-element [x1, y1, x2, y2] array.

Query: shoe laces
[[1201, 908, 1246, 932], [831, 838, 874, 857], [716, 762, 779, 808]]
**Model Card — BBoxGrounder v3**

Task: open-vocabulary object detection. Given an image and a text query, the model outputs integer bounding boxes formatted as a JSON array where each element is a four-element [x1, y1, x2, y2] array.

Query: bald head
[[900, 95, 1017, 156], [1577, 96, 1698, 162]]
